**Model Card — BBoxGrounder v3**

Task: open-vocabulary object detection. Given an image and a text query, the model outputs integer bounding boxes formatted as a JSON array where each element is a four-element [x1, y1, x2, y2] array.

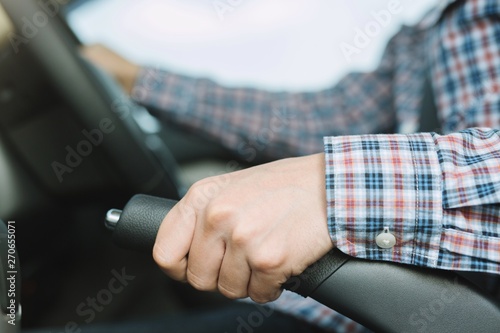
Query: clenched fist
[[153, 153, 334, 303]]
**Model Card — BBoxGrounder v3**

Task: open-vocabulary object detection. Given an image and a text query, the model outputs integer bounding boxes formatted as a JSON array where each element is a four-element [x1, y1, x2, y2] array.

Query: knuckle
[[185, 178, 222, 211], [190, 178, 209, 191], [185, 182, 206, 205], [230, 232, 248, 248], [218, 284, 247, 300], [153, 245, 186, 282], [251, 297, 269, 304], [186, 268, 216, 291], [250, 251, 286, 272], [152, 244, 175, 269], [248, 292, 275, 304], [204, 202, 238, 232], [230, 225, 253, 247], [249, 288, 282, 304]]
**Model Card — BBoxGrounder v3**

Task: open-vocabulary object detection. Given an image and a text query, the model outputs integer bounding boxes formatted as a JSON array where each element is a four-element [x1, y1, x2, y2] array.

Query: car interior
[[0, 0, 238, 330], [0, 0, 499, 332]]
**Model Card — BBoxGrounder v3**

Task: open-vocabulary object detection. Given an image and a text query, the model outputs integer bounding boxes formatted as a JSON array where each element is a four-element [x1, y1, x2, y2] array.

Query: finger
[[186, 227, 225, 291], [217, 245, 251, 299], [247, 271, 284, 304], [153, 200, 196, 282]]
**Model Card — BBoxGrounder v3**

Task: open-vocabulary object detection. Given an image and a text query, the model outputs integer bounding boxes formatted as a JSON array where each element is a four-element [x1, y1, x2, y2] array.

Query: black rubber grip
[[282, 248, 349, 297], [112, 194, 176, 252]]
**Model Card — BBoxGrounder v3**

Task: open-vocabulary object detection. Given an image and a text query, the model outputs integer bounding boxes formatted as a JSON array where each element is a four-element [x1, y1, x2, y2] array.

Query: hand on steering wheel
[[81, 44, 140, 94]]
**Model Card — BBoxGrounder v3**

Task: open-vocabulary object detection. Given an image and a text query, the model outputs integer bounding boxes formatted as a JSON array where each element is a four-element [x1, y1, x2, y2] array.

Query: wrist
[[120, 64, 140, 95]]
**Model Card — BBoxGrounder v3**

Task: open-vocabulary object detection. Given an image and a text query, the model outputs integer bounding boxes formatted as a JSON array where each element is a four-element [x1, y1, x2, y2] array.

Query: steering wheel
[[0, 0, 181, 199], [1, 1, 500, 332]]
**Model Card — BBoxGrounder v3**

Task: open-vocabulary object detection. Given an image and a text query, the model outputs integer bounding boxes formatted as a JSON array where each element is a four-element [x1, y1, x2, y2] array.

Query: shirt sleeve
[[130, 49, 396, 162], [325, 0, 500, 275], [325, 129, 500, 275]]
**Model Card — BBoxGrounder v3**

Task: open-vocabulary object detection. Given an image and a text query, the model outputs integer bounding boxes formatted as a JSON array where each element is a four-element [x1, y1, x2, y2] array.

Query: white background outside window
[[68, 0, 437, 91]]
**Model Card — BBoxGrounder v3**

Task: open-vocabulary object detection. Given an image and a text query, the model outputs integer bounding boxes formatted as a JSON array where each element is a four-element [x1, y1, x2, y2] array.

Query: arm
[[83, 43, 396, 161], [154, 0, 500, 305], [129, 57, 396, 161], [86, 0, 500, 304], [326, 129, 500, 274], [327, 0, 500, 274]]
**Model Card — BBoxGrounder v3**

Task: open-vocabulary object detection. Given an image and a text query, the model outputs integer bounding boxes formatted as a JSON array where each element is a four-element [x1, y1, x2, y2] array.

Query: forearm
[[131, 67, 395, 162]]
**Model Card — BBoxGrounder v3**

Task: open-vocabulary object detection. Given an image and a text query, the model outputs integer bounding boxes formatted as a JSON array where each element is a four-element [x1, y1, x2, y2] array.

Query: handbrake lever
[[106, 194, 500, 333]]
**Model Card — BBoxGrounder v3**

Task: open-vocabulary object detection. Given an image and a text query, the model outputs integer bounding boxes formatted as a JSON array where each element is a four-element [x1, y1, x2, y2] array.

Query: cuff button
[[376, 227, 396, 249]]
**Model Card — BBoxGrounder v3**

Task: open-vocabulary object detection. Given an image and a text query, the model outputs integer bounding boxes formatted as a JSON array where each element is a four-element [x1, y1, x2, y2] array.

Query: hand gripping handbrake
[[106, 194, 500, 333]]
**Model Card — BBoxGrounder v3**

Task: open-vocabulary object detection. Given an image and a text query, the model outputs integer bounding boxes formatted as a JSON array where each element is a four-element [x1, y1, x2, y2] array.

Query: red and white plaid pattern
[[132, 0, 500, 331]]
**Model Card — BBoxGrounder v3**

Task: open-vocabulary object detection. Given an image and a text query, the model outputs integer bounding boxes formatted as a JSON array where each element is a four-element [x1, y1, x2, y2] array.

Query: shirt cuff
[[324, 133, 443, 268]]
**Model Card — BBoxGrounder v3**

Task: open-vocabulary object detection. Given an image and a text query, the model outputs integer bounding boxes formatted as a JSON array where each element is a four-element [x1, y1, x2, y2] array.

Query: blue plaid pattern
[[131, 0, 500, 331], [325, 133, 443, 268]]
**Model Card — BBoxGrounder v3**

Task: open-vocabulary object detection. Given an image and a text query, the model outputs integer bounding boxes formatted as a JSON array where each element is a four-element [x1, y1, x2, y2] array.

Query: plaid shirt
[[131, 0, 500, 331]]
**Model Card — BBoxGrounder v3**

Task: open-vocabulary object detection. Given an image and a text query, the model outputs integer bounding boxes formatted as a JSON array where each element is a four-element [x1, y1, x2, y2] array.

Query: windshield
[[68, 0, 436, 91]]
